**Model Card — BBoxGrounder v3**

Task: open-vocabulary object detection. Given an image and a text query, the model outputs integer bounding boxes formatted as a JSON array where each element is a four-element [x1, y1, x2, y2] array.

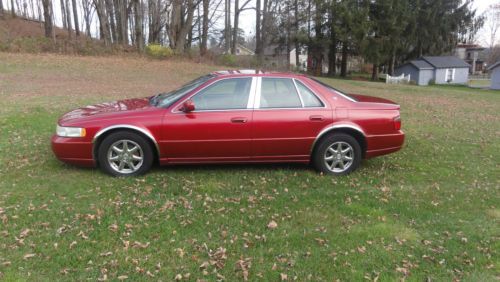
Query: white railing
[[386, 74, 411, 84]]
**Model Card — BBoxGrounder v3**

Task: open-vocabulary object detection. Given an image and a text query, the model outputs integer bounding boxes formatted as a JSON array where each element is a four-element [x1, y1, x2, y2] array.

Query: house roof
[[421, 56, 470, 68], [487, 61, 500, 70]]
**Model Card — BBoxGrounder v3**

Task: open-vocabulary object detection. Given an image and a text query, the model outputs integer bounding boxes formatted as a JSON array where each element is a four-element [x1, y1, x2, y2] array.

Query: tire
[[97, 131, 154, 177], [312, 133, 362, 176]]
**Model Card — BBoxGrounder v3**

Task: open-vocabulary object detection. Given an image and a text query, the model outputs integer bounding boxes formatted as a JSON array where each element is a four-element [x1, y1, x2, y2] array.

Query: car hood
[[349, 94, 398, 105], [59, 97, 153, 124]]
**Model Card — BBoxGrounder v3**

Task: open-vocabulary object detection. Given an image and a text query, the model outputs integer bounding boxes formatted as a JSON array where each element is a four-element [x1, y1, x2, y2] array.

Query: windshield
[[310, 77, 358, 102], [151, 74, 215, 107]]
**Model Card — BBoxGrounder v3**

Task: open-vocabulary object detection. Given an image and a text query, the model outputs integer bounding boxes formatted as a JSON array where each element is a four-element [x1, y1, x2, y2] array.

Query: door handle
[[231, 117, 248, 123], [309, 115, 325, 121]]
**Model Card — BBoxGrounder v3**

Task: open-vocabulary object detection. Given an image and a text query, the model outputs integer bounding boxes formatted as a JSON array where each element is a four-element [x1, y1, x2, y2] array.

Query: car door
[[161, 77, 256, 162], [252, 77, 332, 160]]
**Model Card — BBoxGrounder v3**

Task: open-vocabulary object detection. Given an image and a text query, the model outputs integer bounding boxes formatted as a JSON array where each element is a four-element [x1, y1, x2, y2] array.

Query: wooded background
[[1, 0, 495, 79]]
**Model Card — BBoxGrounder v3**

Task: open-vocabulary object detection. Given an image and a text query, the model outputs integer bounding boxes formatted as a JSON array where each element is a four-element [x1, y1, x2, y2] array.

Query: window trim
[[172, 77, 257, 113], [254, 77, 327, 110]]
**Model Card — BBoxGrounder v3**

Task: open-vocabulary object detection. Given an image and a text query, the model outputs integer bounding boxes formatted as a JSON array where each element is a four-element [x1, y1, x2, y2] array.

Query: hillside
[[0, 15, 70, 41]]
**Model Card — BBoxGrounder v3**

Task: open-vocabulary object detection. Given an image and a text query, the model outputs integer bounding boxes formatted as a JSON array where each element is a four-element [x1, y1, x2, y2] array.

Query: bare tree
[[231, 0, 251, 54], [82, 0, 93, 36], [65, 0, 73, 38], [484, 4, 500, 49], [11, 0, 16, 16], [168, 0, 196, 52], [71, 0, 80, 36], [200, 0, 209, 55], [0, 0, 4, 14], [94, 0, 112, 45], [41, 0, 53, 38], [133, 0, 144, 50]]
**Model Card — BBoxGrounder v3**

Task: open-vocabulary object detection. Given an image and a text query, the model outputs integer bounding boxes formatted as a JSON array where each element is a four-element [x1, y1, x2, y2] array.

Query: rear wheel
[[98, 131, 153, 176], [313, 133, 362, 176]]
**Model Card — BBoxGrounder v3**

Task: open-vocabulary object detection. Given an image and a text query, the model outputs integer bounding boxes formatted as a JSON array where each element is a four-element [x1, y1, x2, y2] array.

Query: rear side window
[[295, 80, 323, 107], [192, 78, 252, 110], [260, 78, 302, 108]]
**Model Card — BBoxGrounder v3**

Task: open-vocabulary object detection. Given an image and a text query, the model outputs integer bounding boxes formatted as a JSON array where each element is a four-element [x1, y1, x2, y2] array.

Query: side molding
[[310, 124, 366, 153], [93, 125, 160, 155]]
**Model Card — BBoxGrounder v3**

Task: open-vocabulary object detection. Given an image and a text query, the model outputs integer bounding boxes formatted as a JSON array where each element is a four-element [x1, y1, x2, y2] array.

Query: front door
[[252, 77, 332, 160], [161, 77, 255, 162]]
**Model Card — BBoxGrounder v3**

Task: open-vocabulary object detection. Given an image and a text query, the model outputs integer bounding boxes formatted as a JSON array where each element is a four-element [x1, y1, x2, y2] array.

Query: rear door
[[251, 77, 332, 161]]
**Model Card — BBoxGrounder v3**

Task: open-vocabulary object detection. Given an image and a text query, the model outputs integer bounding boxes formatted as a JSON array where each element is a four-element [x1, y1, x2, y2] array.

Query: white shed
[[488, 61, 500, 90]]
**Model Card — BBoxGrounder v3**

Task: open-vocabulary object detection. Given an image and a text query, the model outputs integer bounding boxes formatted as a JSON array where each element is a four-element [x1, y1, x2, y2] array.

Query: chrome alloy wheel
[[107, 140, 144, 174], [324, 141, 354, 173]]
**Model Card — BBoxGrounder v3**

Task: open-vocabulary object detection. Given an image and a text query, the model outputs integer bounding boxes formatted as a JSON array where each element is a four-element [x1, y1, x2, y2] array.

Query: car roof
[[212, 70, 306, 78]]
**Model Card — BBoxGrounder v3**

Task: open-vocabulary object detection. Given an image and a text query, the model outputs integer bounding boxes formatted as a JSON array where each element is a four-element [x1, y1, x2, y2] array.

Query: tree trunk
[[133, 0, 143, 51], [200, 0, 209, 56], [168, 0, 194, 52], [60, 0, 67, 28], [328, 36, 336, 77], [340, 41, 348, 77], [371, 64, 379, 81], [41, 0, 53, 38], [261, 0, 268, 55], [294, 0, 299, 67], [224, 0, 231, 52], [106, 0, 117, 43], [11, 0, 15, 16], [231, 0, 239, 54], [65, 0, 72, 38], [389, 51, 396, 75], [255, 0, 261, 57], [1, 0, 4, 14], [94, 0, 112, 46], [71, 0, 80, 36]]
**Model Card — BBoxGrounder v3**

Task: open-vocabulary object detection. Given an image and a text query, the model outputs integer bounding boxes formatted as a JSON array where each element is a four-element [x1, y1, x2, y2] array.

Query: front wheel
[[312, 133, 362, 176], [98, 131, 154, 177]]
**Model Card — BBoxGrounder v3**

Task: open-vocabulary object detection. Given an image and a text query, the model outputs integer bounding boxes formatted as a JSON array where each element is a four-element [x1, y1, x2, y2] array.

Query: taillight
[[393, 116, 401, 130]]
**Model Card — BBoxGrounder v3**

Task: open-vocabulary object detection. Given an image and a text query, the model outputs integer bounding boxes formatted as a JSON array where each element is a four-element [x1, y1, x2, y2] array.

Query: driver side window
[[191, 78, 252, 111]]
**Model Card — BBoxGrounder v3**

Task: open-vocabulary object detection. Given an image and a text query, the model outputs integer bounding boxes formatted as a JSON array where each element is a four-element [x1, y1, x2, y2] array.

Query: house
[[394, 56, 470, 86], [209, 43, 254, 56], [454, 44, 486, 74], [487, 61, 500, 90]]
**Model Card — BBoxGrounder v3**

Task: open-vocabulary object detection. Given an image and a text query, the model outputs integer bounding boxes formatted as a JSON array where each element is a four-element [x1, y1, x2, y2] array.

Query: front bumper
[[51, 135, 95, 167]]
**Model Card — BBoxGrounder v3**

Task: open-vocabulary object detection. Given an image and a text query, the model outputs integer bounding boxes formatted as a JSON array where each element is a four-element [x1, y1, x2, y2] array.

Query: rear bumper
[[365, 131, 405, 158], [51, 135, 95, 167]]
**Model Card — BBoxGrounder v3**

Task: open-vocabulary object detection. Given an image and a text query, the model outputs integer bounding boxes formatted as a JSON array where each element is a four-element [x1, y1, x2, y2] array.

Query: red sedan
[[52, 70, 404, 176]]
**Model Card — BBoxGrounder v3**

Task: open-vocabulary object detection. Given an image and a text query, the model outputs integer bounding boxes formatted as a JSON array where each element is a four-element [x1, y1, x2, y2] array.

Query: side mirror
[[181, 100, 195, 113]]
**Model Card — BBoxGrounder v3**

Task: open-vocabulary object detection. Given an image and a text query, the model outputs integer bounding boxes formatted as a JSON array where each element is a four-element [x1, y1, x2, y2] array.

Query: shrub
[[145, 44, 174, 59], [217, 54, 237, 66], [428, 79, 436, 85]]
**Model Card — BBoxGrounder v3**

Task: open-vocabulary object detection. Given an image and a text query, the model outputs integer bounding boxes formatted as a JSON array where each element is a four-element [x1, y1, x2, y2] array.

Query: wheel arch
[[311, 125, 367, 159], [92, 125, 160, 165]]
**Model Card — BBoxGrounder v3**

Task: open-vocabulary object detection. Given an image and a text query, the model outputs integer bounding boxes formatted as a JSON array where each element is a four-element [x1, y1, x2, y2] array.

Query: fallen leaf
[[267, 220, 278, 229]]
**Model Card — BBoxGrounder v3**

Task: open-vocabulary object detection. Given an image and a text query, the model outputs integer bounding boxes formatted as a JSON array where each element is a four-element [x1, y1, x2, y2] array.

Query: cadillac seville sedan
[[51, 70, 404, 176]]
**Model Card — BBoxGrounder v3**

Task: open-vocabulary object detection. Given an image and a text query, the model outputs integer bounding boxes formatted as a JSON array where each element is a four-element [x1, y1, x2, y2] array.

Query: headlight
[[56, 125, 86, 137]]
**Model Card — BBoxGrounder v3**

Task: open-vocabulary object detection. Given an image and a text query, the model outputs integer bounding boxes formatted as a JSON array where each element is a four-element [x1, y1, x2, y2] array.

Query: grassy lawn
[[0, 53, 499, 281]]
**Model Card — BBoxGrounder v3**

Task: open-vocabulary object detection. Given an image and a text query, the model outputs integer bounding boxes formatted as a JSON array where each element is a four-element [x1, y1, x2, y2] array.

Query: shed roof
[[421, 56, 470, 68], [487, 61, 500, 71], [409, 60, 434, 70]]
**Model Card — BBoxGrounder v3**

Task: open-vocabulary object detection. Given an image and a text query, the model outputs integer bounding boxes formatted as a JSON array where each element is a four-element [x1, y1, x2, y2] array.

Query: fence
[[386, 73, 411, 84]]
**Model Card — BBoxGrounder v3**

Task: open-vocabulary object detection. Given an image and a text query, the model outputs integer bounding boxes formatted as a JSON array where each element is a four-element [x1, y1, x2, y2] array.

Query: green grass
[[0, 53, 499, 281]]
